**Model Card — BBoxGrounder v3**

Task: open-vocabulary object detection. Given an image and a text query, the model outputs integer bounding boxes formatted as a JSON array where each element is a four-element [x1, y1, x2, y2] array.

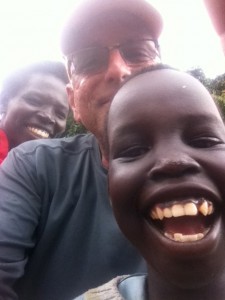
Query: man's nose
[[148, 152, 201, 182], [104, 49, 131, 83]]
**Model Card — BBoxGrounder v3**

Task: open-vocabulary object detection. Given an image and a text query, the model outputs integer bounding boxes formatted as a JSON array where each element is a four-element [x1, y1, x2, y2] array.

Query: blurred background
[[0, 0, 224, 86], [0, 0, 224, 135]]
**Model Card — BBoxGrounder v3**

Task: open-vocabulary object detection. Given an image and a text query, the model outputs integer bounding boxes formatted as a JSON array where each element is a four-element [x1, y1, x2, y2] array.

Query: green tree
[[187, 67, 212, 92], [210, 73, 225, 95], [63, 111, 87, 137]]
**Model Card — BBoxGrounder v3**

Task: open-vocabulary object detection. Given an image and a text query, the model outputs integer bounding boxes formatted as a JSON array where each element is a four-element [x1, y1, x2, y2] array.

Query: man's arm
[[204, 0, 225, 54], [0, 149, 41, 299]]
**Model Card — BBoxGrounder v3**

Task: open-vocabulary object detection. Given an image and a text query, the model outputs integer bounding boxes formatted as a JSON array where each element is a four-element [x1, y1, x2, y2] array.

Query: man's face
[[67, 13, 158, 147], [1, 73, 69, 148], [108, 69, 225, 289]]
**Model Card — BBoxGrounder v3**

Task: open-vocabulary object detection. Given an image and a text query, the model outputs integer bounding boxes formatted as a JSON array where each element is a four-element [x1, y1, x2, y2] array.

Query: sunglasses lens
[[71, 47, 108, 75], [70, 40, 159, 75], [121, 40, 159, 64]]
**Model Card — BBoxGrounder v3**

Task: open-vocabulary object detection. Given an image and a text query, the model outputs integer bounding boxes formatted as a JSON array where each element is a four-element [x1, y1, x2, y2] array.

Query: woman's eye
[[56, 111, 67, 120], [24, 97, 41, 106], [190, 137, 223, 148]]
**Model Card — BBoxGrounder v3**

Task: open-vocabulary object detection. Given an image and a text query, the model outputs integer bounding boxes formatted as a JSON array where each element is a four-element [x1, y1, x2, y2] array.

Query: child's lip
[[147, 198, 215, 243], [140, 182, 221, 244], [140, 181, 221, 211]]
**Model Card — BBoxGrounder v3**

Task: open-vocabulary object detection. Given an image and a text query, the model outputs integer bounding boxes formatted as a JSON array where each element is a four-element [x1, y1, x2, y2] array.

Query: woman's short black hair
[[0, 60, 69, 113]]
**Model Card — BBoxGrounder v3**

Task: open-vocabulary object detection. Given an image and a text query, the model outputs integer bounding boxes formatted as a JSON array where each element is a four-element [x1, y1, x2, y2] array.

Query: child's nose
[[148, 155, 201, 182]]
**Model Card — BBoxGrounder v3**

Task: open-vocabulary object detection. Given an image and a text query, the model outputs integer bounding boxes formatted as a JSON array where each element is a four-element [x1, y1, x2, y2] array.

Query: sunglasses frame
[[66, 39, 160, 78]]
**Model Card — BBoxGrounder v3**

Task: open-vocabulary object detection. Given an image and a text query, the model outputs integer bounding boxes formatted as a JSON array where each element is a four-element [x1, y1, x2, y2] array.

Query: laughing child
[[75, 65, 225, 300]]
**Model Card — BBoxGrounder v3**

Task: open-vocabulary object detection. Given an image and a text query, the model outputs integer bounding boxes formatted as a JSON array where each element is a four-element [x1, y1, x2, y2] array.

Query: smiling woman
[[0, 61, 69, 164]]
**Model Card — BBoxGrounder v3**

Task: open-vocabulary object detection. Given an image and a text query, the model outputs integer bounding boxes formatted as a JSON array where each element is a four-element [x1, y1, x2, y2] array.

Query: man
[[204, 0, 225, 54], [0, 0, 163, 299]]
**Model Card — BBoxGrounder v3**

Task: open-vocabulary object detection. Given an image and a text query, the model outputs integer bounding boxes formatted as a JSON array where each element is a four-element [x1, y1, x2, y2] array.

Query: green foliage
[[187, 67, 225, 94], [213, 93, 225, 120], [187, 67, 213, 92], [187, 67, 225, 120], [210, 74, 225, 95], [63, 67, 225, 136], [63, 111, 87, 137]]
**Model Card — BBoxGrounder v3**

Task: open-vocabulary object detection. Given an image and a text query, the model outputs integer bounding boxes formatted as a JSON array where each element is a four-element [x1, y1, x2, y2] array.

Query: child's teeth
[[150, 199, 214, 220], [156, 207, 164, 220], [164, 208, 173, 218], [166, 232, 205, 242], [172, 204, 184, 217], [184, 203, 198, 216], [199, 200, 208, 216]]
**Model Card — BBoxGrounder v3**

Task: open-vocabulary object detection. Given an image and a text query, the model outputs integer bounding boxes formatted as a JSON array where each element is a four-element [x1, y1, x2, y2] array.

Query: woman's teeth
[[27, 126, 49, 138]]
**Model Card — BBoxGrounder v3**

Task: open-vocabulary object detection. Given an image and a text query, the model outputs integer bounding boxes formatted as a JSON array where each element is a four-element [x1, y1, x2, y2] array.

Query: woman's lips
[[27, 126, 50, 138]]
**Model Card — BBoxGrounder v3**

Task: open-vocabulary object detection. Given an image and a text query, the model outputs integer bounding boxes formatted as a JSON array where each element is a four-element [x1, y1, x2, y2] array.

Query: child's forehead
[[123, 69, 201, 97], [108, 69, 219, 131], [111, 69, 211, 113]]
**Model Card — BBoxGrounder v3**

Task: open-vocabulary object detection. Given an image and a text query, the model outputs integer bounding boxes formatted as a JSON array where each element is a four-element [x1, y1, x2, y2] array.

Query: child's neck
[[147, 268, 225, 300]]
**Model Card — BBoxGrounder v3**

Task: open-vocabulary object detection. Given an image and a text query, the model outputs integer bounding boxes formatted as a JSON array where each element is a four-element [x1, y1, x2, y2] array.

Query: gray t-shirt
[[0, 133, 146, 300]]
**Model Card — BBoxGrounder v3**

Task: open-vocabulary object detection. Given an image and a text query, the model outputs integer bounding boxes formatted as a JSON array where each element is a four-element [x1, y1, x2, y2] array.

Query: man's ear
[[66, 83, 81, 123], [102, 156, 109, 169]]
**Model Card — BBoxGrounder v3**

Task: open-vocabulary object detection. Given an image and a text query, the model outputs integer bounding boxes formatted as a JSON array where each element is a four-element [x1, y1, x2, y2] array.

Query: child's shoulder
[[75, 274, 147, 300]]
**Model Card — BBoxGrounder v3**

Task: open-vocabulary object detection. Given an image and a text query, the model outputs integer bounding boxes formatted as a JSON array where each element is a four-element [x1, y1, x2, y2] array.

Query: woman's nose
[[37, 111, 55, 125], [148, 155, 201, 182]]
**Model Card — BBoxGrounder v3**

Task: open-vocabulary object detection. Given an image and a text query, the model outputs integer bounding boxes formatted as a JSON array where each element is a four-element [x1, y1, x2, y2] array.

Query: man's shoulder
[[13, 133, 97, 157]]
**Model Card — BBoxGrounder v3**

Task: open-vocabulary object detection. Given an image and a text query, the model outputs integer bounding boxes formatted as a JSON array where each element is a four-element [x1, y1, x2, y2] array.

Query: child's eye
[[118, 146, 149, 159], [190, 137, 223, 148]]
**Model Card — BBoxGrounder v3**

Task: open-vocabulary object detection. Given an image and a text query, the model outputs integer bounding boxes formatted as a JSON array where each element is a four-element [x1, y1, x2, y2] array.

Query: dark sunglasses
[[67, 39, 160, 76]]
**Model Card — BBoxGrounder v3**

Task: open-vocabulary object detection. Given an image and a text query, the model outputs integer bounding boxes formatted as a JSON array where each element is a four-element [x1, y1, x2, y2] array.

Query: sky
[[0, 0, 224, 88]]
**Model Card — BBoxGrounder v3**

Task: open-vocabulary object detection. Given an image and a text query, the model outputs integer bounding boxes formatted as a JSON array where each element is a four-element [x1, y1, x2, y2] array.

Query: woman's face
[[1, 73, 69, 149]]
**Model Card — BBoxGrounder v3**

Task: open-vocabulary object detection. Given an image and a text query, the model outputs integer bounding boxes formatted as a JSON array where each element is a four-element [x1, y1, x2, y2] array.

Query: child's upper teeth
[[150, 199, 213, 220]]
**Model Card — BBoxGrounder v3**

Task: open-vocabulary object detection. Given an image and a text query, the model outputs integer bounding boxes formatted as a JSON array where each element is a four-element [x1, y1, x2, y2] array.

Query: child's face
[[108, 69, 225, 288]]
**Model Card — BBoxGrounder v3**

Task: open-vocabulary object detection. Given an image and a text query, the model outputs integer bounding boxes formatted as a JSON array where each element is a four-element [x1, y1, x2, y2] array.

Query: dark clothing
[[0, 133, 146, 300], [75, 274, 147, 300]]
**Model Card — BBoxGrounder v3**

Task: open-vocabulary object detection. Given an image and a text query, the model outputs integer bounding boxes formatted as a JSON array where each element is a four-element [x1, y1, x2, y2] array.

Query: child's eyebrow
[[180, 113, 223, 126]]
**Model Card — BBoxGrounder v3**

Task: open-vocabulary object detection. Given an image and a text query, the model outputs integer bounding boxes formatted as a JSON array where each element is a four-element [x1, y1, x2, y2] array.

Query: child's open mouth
[[148, 198, 215, 242]]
